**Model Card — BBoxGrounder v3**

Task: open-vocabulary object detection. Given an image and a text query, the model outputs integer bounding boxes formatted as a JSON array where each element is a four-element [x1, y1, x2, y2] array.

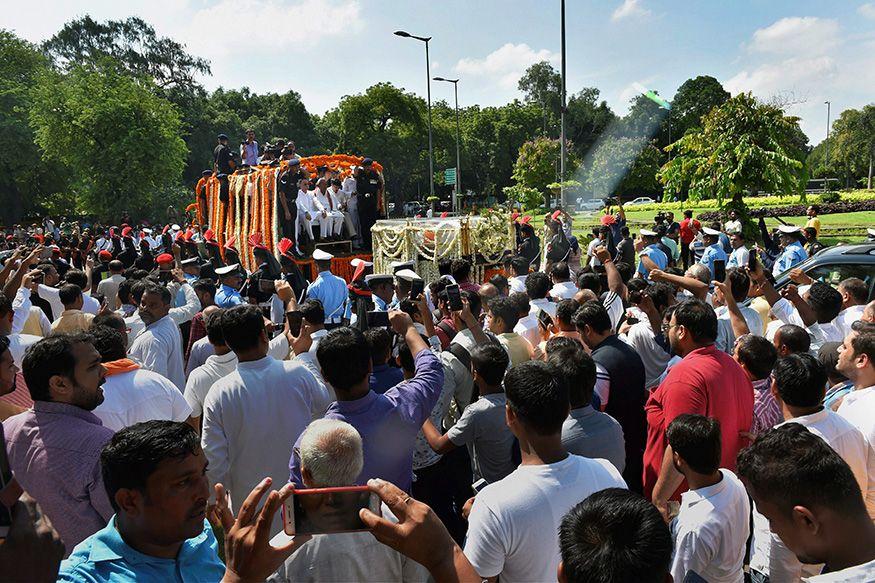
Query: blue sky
[[7, 0, 875, 142]]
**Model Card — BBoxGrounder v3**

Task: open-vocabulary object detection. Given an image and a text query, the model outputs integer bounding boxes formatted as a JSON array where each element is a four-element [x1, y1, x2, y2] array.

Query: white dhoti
[[297, 211, 324, 241]]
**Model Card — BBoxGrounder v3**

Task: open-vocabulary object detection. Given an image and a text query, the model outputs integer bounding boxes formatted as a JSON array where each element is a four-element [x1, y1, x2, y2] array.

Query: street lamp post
[[434, 76, 461, 212], [559, 0, 567, 207], [824, 100, 831, 170], [395, 30, 435, 201]]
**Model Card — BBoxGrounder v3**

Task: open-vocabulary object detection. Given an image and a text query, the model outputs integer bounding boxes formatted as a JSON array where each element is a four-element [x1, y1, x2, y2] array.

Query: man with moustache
[[2, 334, 115, 551], [128, 283, 186, 391]]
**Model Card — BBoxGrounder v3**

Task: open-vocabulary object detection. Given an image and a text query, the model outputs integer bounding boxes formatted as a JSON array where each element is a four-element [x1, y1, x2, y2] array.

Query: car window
[[806, 263, 875, 299]]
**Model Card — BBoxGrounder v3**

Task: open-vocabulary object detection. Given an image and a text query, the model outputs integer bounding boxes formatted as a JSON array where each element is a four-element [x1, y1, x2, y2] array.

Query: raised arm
[[594, 245, 627, 301], [712, 279, 750, 339], [650, 269, 708, 300]]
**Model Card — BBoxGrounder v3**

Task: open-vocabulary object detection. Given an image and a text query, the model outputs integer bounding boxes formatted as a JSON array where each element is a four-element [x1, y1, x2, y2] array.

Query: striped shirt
[[751, 376, 781, 436]]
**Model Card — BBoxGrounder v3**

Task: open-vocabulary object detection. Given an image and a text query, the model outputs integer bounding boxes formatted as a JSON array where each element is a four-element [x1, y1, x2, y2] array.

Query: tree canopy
[[658, 93, 808, 204]]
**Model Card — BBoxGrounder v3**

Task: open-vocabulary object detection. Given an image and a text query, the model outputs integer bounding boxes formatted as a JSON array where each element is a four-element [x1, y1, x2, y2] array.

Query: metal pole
[[825, 100, 831, 193], [454, 81, 461, 212], [668, 108, 672, 161], [425, 40, 435, 199], [559, 0, 567, 207]]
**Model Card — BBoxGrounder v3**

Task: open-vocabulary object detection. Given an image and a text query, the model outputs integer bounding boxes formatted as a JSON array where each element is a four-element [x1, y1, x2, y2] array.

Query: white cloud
[[454, 43, 559, 89], [182, 0, 361, 59], [748, 17, 839, 55], [611, 0, 651, 22], [859, 3, 875, 19]]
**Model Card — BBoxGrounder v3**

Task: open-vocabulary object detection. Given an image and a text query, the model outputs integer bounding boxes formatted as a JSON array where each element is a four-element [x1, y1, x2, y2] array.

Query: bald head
[[479, 283, 499, 303], [574, 289, 598, 305]]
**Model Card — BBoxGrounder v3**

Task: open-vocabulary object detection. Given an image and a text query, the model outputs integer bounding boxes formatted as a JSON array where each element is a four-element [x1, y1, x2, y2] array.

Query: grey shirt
[[561, 405, 626, 473], [446, 393, 517, 483]]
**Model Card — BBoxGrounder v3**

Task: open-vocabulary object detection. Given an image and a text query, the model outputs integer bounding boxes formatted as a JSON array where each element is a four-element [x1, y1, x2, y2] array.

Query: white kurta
[[93, 368, 192, 432], [201, 356, 331, 532], [128, 315, 186, 391]]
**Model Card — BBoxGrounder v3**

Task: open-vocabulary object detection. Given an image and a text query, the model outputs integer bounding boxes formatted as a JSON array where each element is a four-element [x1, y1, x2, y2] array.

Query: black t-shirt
[[214, 144, 235, 174], [280, 169, 306, 201]]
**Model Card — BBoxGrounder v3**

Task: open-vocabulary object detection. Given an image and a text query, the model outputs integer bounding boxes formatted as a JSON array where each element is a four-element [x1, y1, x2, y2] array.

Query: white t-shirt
[[835, 305, 865, 339], [671, 469, 750, 583], [128, 315, 186, 391], [837, 386, 875, 519], [508, 275, 527, 294], [529, 297, 557, 319], [803, 557, 875, 582], [464, 455, 626, 581], [620, 318, 671, 388], [184, 351, 238, 418], [514, 314, 541, 351], [93, 368, 192, 432]]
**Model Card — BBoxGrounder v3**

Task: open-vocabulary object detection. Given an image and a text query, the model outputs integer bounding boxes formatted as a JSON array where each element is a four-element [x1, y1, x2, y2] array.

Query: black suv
[[771, 243, 875, 301]]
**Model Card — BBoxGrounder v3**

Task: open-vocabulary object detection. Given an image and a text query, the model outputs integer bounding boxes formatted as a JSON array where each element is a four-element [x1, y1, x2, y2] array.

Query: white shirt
[[464, 455, 626, 581], [835, 305, 865, 339], [803, 558, 875, 582], [549, 281, 578, 301], [7, 333, 40, 369], [671, 470, 750, 583], [296, 189, 323, 215], [96, 274, 126, 311], [201, 356, 330, 532], [715, 305, 765, 353], [508, 275, 527, 294], [752, 408, 875, 580], [314, 189, 340, 213], [620, 319, 671, 387], [837, 386, 875, 518], [185, 336, 216, 379], [770, 297, 843, 353], [93, 368, 191, 432], [528, 297, 557, 319], [727, 245, 749, 270], [128, 315, 185, 391], [513, 314, 541, 353], [184, 351, 238, 418], [587, 238, 603, 268]]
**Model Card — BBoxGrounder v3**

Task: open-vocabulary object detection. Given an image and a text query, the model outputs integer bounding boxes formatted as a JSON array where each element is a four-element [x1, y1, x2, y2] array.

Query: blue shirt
[[370, 363, 405, 394], [290, 349, 444, 492], [215, 284, 244, 308], [306, 270, 348, 322], [636, 244, 668, 278], [772, 241, 808, 276], [59, 517, 224, 583], [699, 243, 728, 279]]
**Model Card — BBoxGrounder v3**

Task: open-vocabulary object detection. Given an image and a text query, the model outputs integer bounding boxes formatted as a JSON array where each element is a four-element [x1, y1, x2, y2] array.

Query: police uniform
[[215, 264, 245, 308], [306, 250, 348, 328]]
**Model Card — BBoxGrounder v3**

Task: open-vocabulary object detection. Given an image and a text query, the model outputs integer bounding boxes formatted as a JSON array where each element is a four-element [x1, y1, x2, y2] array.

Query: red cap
[[98, 250, 113, 261], [224, 236, 237, 251], [248, 232, 267, 250], [50, 245, 61, 254], [156, 253, 174, 265], [351, 262, 367, 282], [175, 230, 186, 242], [203, 229, 218, 245], [5, 235, 13, 241], [277, 238, 294, 257], [183, 229, 194, 242], [121, 226, 133, 237], [520, 215, 532, 225], [511, 212, 520, 222], [600, 214, 616, 226], [162, 225, 171, 235], [551, 210, 562, 222], [440, 211, 449, 218]]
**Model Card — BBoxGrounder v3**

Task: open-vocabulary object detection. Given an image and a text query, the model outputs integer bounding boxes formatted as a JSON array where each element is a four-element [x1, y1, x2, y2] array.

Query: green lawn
[[533, 209, 872, 246]]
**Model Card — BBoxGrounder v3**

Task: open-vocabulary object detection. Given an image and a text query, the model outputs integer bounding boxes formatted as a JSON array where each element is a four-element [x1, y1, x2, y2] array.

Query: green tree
[[565, 87, 616, 160], [0, 30, 69, 224], [658, 93, 808, 206], [584, 136, 662, 199], [518, 61, 561, 135], [44, 16, 210, 91], [511, 137, 579, 205], [831, 105, 875, 189], [29, 61, 188, 219], [621, 94, 669, 146], [670, 75, 730, 138]]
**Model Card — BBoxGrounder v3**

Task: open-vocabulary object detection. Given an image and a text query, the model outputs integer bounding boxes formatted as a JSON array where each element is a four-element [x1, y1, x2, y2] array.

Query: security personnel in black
[[279, 158, 306, 239], [213, 134, 236, 206], [355, 158, 383, 250]]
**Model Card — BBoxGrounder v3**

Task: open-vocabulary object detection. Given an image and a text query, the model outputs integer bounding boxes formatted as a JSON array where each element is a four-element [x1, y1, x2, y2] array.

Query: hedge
[[619, 190, 875, 213], [697, 198, 875, 223]]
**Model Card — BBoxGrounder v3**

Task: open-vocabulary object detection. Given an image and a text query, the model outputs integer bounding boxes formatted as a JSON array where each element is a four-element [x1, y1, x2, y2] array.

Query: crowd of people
[[0, 196, 874, 583]]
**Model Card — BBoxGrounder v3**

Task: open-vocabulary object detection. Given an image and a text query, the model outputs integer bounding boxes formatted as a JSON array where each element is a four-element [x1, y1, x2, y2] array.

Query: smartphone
[[285, 311, 304, 336], [713, 259, 726, 283], [446, 283, 463, 312], [748, 249, 758, 272], [283, 486, 380, 536], [537, 309, 553, 330], [471, 478, 489, 495], [0, 439, 14, 539], [258, 279, 276, 293], [410, 278, 424, 300], [366, 310, 390, 328]]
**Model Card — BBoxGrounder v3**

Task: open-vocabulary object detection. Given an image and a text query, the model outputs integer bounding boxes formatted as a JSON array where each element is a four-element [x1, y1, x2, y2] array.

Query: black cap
[[289, 159, 300, 166], [362, 158, 373, 166], [201, 170, 213, 177], [317, 165, 327, 172], [217, 133, 228, 140]]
